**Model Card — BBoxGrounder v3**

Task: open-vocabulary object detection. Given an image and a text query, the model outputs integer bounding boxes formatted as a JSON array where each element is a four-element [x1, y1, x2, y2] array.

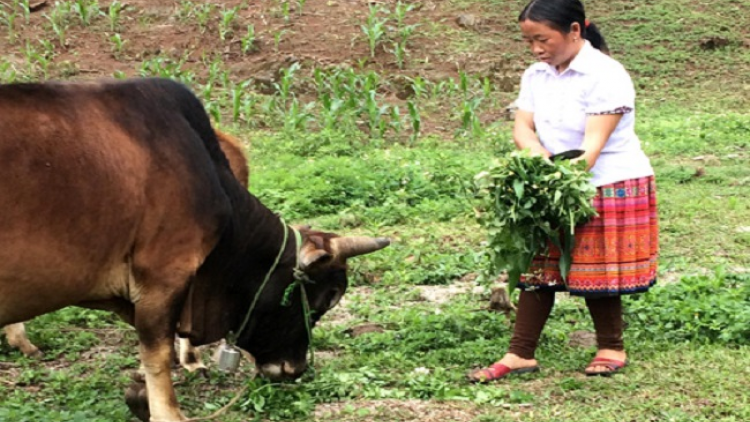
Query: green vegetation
[[1, 0, 749, 421]]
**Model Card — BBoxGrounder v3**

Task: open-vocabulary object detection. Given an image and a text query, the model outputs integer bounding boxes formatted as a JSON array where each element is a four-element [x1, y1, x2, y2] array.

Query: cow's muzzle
[[258, 360, 307, 381]]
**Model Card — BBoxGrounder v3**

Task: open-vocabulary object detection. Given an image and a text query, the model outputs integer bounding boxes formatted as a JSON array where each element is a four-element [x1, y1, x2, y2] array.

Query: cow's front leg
[[131, 296, 187, 422], [178, 337, 208, 376]]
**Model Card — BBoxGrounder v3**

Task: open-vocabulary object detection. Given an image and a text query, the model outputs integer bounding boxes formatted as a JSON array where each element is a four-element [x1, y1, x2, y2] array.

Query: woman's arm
[[574, 113, 623, 170], [513, 110, 550, 157]]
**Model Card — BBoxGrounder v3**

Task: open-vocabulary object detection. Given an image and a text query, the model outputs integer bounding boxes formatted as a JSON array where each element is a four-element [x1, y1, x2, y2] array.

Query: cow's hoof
[[125, 381, 150, 422], [195, 367, 209, 379], [25, 348, 43, 359]]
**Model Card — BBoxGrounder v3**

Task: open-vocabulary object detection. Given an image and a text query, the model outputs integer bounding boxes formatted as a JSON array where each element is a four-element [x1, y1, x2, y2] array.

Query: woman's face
[[520, 19, 581, 70]]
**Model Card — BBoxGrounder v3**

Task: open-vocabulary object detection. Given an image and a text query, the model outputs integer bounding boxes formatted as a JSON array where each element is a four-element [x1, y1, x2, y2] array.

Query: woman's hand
[[513, 110, 550, 157]]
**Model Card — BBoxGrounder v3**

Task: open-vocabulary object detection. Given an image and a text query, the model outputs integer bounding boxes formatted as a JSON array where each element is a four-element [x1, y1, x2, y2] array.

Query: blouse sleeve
[[585, 65, 635, 115], [515, 68, 535, 113]]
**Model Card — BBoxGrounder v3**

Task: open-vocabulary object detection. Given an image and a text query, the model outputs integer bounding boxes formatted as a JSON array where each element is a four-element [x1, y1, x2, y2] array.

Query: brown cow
[[0, 78, 389, 422], [2, 128, 250, 373]]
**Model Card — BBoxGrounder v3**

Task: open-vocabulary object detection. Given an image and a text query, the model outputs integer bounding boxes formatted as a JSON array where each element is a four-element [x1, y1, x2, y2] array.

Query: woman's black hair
[[519, 0, 609, 54]]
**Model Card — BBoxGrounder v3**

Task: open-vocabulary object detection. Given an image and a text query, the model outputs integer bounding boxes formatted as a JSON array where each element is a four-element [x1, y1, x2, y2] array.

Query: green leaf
[[513, 179, 525, 199]]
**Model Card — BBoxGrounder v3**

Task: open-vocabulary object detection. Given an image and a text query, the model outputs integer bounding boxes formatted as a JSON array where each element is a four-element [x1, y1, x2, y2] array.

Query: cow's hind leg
[[4, 323, 42, 357]]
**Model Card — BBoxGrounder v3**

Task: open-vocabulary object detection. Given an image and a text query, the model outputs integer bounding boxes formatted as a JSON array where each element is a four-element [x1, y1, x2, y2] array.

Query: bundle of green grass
[[472, 150, 597, 290]]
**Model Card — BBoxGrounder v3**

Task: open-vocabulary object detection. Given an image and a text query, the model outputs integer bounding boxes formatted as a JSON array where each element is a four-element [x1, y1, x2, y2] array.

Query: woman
[[469, 0, 658, 381]]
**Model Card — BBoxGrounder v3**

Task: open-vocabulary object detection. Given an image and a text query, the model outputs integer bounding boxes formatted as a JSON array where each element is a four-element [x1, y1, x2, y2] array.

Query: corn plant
[[0, 61, 19, 83], [273, 29, 286, 52], [241, 24, 256, 54], [219, 6, 239, 41], [195, 3, 214, 33], [280, 1, 290, 23], [361, 5, 387, 58], [274, 62, 301, 108], [204, 100, 222, 124], [230, 81, 252, 123], [318, 92, 347, 133], [297, 0, 306, 16], [22, 41, 54, 80], [74, 0, 101, 27], [107, 0, 123, 32], [432, 78, 457, 99], [283, 98, 315, 134], [139, 56, 195, 86], [408, 75, 427, 100], [175, 0, 194, 21], [389, 105, 403, 137], [19, 0, 31, 24], [391, 1, 414, 28], [364, 90, 390, 139], [458, 96, 483, 140], [241, 92, 260, 128], [110, 33, 127, 58], [45, 1, 72, 46], [0, 3, 19, 44], [407, 100, 420, 144]]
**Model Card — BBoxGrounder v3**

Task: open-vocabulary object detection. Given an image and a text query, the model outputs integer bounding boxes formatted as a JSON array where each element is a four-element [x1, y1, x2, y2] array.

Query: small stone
[[456, 14, 481, 29]]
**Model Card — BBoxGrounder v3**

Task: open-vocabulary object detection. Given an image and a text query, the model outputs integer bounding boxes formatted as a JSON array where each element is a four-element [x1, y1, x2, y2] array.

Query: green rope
[[226, 222, 317, 378], [227, 218, 289, 346]]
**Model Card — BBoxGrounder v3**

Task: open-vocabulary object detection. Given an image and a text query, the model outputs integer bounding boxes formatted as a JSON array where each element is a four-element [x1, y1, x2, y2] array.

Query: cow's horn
[[332, 236, 390, 259]]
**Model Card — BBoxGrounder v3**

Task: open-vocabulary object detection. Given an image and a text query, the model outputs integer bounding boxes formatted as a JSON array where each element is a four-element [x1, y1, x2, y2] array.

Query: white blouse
[[516, 41, 654, 187]]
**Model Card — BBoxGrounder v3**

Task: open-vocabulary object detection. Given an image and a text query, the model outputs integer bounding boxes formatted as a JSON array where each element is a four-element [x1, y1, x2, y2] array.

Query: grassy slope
[[1, 0, 749, 421]]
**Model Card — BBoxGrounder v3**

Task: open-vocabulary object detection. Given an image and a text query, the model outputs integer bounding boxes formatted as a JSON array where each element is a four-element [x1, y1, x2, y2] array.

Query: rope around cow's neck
[[227, 218, 289, 346], [180, 221, 316, 422]]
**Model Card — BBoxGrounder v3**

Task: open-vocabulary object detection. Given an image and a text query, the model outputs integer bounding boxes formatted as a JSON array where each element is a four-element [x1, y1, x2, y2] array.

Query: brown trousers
[[508, 290, 624, 360]]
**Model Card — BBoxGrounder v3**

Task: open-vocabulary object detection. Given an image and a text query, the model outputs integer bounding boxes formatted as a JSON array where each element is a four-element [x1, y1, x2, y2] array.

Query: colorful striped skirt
[[518, 176, 659, 297]]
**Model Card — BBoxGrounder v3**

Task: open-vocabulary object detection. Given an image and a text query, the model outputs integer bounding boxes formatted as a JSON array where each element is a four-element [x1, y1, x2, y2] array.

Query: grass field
[[1, 0, 749, 421]]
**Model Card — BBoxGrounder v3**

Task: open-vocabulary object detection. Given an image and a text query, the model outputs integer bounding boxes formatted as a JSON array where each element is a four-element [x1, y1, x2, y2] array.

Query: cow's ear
[[299, 243, 332, 270]]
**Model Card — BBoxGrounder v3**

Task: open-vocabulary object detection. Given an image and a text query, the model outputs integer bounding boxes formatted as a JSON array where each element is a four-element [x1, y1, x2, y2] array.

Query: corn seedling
[[19, 0, 31, 24], [176, 0, 194, 21], [297, 0, 306, 16], [110, 33, 127, 58], [273, 29, 286, 53], [23, 41, 54, 80], [241, 24, 256, 54], [195, 3, 214, 33], [407, 99, 420, 144], [139, 56, 195, 86], [280, 0, 291, 23], [409, 75, 427, 100], [0, 3, 18, 44], [458, 96, 483, 140], [107, 0, 123, 32], [230, 81, 252, 123], [113, 69, 126, 79], [74, 0, 101, 27], [319, 92, 347, 133], [204, 100, 222, 124], [0, 61, 19, 83], [361, 5, 387, 58], [391, 1, 415, 28], [274, 62, 300, 108], [283, 98, 315, 134], [46, 1, 71, 46], [389, 105, 403, 137], [219, 6, 239, 41], [241, 93, 260, 128], [364, 90, 390, 139]]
